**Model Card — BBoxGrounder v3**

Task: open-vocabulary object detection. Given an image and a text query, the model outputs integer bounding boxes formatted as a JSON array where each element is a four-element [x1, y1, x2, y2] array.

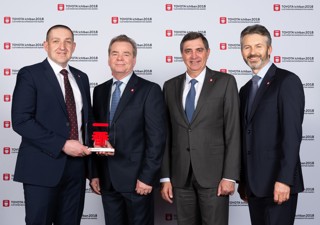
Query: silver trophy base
[[89, 147, 114, 152]]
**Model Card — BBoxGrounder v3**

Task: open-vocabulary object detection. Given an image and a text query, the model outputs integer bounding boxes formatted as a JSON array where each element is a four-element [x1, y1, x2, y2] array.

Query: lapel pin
[[131, 88, 135, 92]]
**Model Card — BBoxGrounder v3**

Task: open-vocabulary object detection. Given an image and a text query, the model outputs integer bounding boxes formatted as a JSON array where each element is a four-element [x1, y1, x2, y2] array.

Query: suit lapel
[[241, 82, 251, 124], [111, 73, 138, 124], [191, 69, 217, 123], [42, 60, 68, 116], [248, 64, 277, 121], [175, 74, 188, 124], [100, 81, 112, 122]]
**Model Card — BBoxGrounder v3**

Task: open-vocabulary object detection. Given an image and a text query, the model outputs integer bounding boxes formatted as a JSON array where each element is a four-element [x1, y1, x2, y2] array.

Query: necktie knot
[[190, 79, 198, 86], [114, 80, 123, 88], [252, 75, 261, 84], [60, 69, 68, 77]]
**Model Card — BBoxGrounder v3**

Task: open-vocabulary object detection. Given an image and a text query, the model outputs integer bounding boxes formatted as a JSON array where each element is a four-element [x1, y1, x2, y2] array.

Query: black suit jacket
[[91, 73, 166, 192], [161, 67, 241, 188], [12, 59, 92, 187], [239, 63, 305, 197]]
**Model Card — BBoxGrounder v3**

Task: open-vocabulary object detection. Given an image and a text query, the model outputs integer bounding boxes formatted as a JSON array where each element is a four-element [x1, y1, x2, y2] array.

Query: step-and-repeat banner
[[1, 1, 319, 224]]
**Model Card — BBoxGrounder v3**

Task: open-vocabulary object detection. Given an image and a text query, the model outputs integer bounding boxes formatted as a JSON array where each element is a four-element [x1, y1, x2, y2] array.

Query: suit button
[[247, 151, 251, 155], [188, 129, 191, 132], [186, 148, 190, 151], [247, 130, 251, 134]]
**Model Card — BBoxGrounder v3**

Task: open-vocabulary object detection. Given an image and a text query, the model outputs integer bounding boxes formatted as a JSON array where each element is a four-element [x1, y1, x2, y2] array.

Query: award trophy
[[89, 123, 114, 152]]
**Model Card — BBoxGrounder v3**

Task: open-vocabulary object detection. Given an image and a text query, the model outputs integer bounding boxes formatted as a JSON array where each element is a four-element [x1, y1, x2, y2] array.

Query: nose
[[116, 54, 124, 60], [249, 47, 257, 56], [190, 50, 197, 59], [59, 42, 67, 50]]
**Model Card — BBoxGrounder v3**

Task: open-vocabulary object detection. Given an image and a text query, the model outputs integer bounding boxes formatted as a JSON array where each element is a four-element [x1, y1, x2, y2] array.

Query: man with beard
[[238, 24, 305, 225]]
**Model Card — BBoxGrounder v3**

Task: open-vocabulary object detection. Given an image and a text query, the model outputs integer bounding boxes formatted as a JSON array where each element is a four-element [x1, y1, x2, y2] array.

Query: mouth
[[190, 60, 201, 65], [247, 55, 261, 63], [57, 52, 67, 56]]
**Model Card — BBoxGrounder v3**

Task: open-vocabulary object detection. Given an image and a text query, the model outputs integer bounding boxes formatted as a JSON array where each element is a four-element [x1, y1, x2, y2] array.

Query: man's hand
[[90, 178, 101, 195], [217, 179, 235, 196], [135, 179, 153, 195], [95, 141, 115, 156], [274, 181, 290, 204], [160, 182, 174, 204], [62, 140, 91, 157]]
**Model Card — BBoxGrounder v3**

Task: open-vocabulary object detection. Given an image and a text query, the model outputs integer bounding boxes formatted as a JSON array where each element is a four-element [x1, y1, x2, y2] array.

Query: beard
[[244, 53, 269, 71]]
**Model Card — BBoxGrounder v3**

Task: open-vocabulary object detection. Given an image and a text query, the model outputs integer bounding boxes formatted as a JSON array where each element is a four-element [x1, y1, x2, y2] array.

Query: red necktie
[[60, 69, 79, 140]]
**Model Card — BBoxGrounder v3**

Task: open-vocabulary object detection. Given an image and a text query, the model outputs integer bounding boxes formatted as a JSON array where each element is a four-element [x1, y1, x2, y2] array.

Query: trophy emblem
[[89, 123, 114, 152]]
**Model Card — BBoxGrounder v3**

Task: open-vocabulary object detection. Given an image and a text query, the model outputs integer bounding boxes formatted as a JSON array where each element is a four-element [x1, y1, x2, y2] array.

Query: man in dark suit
[[11, 25, 92, 225], [238, 24, 305, 225], [160, 32, 241, 225], [89, 35, 166, 225]]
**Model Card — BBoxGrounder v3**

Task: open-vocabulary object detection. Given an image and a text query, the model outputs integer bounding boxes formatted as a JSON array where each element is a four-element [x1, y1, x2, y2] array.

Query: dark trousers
[[101, 190, 154, 225], [174, 174, 229, 225], [23, 157, 86, 225], [248, 194, 298, 225]]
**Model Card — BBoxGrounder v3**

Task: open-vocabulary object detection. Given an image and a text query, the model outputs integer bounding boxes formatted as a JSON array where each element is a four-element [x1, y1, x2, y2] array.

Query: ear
[[72, 42, 76, 53], [268, 45, 272, 58], [132, 57, 137, 67], [43, 41, 48, 53]]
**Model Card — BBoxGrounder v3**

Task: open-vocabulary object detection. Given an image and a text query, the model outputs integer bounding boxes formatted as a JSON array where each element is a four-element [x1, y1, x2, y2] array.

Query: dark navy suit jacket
[[12, 59, 92, 187], [239, 63, 305, 197], [90, 73, 166, 192]]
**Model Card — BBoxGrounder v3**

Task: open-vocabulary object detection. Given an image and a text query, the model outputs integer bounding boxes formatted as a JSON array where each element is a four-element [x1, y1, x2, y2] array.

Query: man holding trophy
[[89, 34, 166, 225]]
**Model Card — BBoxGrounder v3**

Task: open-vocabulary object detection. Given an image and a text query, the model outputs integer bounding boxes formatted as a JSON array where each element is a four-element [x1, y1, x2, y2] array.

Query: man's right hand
[[161, 182, 174, 204], [62, 140, 91, 157]]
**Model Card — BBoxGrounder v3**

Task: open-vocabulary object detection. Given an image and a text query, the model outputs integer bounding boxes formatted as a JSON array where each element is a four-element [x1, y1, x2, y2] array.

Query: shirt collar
[[112, 72, 133, 85], [255, 61, 272, 80], [47, 57, 70, 75], [185, 68, 206, 84]]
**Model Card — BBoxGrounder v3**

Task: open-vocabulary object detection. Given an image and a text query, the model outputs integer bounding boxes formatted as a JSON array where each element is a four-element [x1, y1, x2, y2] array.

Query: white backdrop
[[1, 0, 319, 224]]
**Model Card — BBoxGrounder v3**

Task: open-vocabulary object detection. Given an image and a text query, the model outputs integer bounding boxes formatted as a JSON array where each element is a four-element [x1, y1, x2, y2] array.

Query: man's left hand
[[274, 181, 290, 204], [135, 179, 153, 195]]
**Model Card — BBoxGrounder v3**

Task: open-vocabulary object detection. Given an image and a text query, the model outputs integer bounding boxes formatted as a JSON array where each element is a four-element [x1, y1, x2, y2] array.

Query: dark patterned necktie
[[185, 79, 198, 122], [60, 69, 78, 140], [247, 75, 261, 118]]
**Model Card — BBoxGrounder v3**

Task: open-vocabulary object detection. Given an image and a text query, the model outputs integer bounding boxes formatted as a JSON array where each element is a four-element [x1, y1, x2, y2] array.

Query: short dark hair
[[46, 24, 74, 41], [240, 24, 272, 47], [108, 34, 137, 57], [180, 32, 209, 53]]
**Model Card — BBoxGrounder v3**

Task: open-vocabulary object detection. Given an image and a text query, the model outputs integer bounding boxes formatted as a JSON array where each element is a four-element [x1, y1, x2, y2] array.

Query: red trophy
[[89, 123, 114, 152]]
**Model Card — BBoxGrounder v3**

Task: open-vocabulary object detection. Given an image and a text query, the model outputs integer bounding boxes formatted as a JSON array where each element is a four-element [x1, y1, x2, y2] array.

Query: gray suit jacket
[[161, 67, 241, 188]]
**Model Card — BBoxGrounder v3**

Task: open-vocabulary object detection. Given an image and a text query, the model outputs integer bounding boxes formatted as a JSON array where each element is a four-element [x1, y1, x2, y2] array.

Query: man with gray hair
[[238, 24, 305, 225]]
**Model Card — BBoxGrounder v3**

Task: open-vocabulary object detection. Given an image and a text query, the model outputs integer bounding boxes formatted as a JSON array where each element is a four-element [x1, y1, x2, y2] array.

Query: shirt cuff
[[160, 178, 170, 183]]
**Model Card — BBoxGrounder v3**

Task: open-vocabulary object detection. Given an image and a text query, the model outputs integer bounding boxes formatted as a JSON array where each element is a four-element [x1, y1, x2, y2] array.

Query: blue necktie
[[185, 79, 198, 123], [109, 81, 122, 123], [247, 75, 261, 117]]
